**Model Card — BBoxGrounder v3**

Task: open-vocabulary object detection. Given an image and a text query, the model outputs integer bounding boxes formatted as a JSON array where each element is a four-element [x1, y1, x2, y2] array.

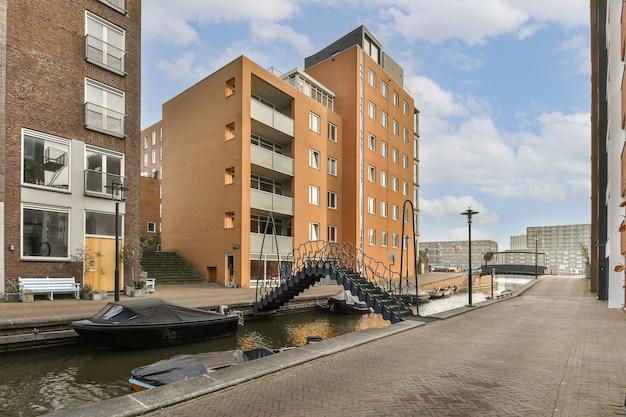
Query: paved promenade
[[46, 275, 626, 417]]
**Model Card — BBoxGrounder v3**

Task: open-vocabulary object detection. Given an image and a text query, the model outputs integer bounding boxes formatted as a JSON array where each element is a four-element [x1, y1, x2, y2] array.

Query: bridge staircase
[[253, 241, 417, 324]]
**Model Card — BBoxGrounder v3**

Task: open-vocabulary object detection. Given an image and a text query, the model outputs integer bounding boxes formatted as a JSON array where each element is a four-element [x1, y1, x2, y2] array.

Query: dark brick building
[[1, 0, 140, 294]]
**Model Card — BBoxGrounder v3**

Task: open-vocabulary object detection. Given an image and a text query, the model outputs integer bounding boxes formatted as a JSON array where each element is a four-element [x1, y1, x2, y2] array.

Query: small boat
[[70, 298, 241, 349], [428, 286, 454, 299], [325, 290, 372, 314]]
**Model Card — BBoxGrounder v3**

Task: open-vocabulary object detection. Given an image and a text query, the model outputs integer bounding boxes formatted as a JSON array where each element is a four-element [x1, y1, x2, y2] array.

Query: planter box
[[129, 289, 147, 297], [4, 293, 20, 302], [22, 292, 34, 303], [90, 292, 103, 301]]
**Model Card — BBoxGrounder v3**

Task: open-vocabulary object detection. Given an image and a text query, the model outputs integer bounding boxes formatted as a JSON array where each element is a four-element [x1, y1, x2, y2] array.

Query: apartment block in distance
[[140, 121, 162, 240], [1, 0, 141, 295], [159, 26, 418, 288]]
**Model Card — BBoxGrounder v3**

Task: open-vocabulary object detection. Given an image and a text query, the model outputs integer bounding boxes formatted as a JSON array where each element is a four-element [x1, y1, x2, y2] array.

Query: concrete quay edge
[[43, 277, 543, 417]]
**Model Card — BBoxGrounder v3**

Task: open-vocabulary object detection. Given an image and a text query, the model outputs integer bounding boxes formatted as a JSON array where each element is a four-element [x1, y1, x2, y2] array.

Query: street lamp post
[[535, 234, 539, 279], [111, 179, 124, 302], [460, 207, 479, 307]]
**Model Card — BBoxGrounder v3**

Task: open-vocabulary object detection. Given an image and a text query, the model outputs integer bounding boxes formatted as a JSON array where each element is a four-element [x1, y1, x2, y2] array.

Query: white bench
[[145, 278, 156, 293], [18, 277, 80, 300]]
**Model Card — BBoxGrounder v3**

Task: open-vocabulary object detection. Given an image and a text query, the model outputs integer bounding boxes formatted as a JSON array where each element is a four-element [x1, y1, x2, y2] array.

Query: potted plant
[[80, 284, 93, 300], [128, 279, 147, 297], [90, 289, 103, 301], [4, 280, 21, 302]]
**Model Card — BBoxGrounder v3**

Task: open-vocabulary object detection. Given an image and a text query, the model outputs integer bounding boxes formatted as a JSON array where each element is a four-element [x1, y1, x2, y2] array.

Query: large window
[[22, 129, 70, 190], [309, 149, 321, 169], [368, 197, 376, 214], [85, 146, 123, 197], [328, 122, 337, 142], [368, 102, 376, 120], [309, 185, 320, 205], [85, 79, 125, 138], [86, 211, 117, 236], [368, 69, 376, 87], [251, 175, 283, 194], [309, 112, 321, 133], [22, 205, 69, 259], [85, 12, 125, 75]]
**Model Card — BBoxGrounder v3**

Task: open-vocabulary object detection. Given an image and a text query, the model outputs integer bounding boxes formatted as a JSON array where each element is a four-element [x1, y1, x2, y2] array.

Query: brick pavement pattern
[[145, 276, 626, 417]]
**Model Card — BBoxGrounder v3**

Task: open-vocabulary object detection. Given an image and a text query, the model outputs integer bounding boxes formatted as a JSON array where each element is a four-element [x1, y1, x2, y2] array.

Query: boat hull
[[328, 298, 371, 314]]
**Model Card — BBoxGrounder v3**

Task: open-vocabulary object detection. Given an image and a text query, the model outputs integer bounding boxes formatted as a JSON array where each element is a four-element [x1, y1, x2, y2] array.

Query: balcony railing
[[250, 188, 293, 216], [250, 233, 294, 255], [84, 170, 126, 198], [250, 144, 294, 177], [86, 35, 126, 75], [250, 98, 294, 137], [85, 102, 125, 138]]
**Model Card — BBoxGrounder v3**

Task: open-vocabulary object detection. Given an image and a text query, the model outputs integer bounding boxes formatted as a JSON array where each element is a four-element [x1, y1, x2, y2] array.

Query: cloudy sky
[[141, 0, 590, 250]]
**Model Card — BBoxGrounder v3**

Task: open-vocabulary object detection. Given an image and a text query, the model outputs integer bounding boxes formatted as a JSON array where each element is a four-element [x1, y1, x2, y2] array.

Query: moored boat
[[70, 298, 242, 349], [428, 286, 455, 299], [325, 290, 372, 314]]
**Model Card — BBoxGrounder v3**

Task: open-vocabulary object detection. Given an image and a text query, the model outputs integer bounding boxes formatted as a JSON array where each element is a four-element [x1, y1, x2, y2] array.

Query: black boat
[[325, 290, 372, 314], [70, 298, 241, 349], [129, 347, 279, 391]]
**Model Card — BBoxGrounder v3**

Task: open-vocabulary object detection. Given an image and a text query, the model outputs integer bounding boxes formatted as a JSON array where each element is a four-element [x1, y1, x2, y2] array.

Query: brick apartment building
[[1, 0, 141, 294], [143, 26, 419, 288]]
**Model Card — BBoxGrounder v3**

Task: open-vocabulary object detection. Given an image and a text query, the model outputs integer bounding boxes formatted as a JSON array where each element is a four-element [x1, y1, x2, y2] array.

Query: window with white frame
[[328, 122, 337, 142], [392, 233, 399, 248], [368, 69, 376, 87], [151, 131, 156, 145], [403, 181, 408, 196], [85, 12, 125, 75], [22, 205, 69, 259], [143, 153, 148, 167], [403, 100, 409, 115], [380, 141, 388, 158], [368, 101, 376, 119], [368, 228, 376, 245], [309, 112, 321, 133], [309, 185, 320, 205], [310, 222, 321, 240], [403, 127, 409, 142], [151, 149, 156, 164], [392, 120, 399, 135], [392, 148, 399, 164], [85, 145, 124, 196], [393, 91, 399, 107], [392, 205, 399, 220], [22, 129, 70, 190], [380, 201, 388, 217], [392, 177, 399, 192], [85, 78, 125, 138], [402, 154, 408, 169], [368, 133, 376, 151], [147, 221, 156, 233], [368, 196, 376, 214], [381, 231, 388, 247], [328, 225, 337, 242], [381, 111, 388, 128], [381, 80, 388, 98], [309, 149, 321, 169], [364, 35, 380, 64], [380, 171, 388, 188], [368, 165, 376, 182], [98, 0, 127, 14], [328, 191, 337, 209], [328, 156, 337, 176], [85, 211, 117, 236], [143, 135, 148, 149]]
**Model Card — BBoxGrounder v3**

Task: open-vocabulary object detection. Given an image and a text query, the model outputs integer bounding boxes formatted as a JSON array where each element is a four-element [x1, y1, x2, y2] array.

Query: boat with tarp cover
[[70, 298, 241, 349]]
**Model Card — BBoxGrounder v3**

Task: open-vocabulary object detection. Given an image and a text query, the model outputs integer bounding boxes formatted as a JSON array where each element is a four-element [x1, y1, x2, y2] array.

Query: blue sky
[[141, 0, 590, 250]]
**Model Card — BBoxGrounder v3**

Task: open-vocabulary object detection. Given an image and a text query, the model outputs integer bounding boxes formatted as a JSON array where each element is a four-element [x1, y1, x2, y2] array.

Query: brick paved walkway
[[141, 276, 626, 417]]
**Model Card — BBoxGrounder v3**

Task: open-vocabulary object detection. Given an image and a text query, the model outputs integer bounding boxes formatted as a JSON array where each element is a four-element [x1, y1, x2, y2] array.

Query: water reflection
[[0, 310, 388, 417]]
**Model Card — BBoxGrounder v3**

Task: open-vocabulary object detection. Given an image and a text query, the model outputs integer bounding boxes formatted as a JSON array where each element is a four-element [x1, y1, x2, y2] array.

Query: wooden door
[[85, 237, 120, 292]]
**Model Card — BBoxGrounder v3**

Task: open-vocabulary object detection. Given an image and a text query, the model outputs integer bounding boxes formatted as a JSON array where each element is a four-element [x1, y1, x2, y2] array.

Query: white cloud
[[419, 195, 498, 223], [250, 22, 314, 53], [559, 34, 591, 74], [156, 52, 210, 80]]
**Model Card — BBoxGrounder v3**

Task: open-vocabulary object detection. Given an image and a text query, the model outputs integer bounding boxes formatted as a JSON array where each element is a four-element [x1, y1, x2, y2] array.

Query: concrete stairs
[[140, 251, 205, 285]]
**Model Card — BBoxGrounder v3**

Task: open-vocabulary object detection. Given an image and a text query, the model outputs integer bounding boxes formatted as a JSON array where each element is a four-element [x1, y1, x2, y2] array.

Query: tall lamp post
[[535, 234, 539, 279], [111, 179, 125, 302], [460, 207, 479, 307]]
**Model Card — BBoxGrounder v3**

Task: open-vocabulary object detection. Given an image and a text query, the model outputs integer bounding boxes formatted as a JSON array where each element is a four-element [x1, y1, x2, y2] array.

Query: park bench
[[18, 277, 80, 300], [145, 278, 156, 293]]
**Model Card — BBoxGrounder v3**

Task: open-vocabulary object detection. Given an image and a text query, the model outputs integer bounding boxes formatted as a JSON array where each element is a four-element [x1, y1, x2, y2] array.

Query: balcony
[[85, 102, 125, 138], [86, 34, 126, 75], [250, 97, 294, 137], [250, 144, 294, 177], [250, 233, 294, 254], [98, 0, 127, 13], [84, 170, 126, 198], [250, 188, 293, 216]]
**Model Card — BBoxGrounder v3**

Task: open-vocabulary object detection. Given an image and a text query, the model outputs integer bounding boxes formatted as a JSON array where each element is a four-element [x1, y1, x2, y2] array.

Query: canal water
[[0, 276, 530, 417]]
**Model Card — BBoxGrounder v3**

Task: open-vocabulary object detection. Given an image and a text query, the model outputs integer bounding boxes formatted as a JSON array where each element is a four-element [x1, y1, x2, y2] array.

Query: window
[[364, 35, 380, 64], [309, 149, 321, 169], [392, 177, 399, 192], [393, 91, 399, 107], [251, 175, 282, 194], [225, 78, 236, 97], [225, 167, 235, 185], [225, 123, 235, 140], [151, 131, 156, 145], [403, 127, 409, 143], [368, 197, 376, 214], [368, 102, 376, 119], [147, 222, 156, 233], [85, 78, 125, 137], [151, 149, 156, 164], [392, 233, 399, 248], [22, 129, 70, 190], [381, 111, 388, 128], [328, 157, 337, 176], [143, 135, 148, 149], [85, 211, 117, 236], [328, 191, 337, 209], [402, 154, 409, 169], [392, 148, 399, 164], [368, 165, 376, 182], [392, 120, 399, 135], [85, 12, 125, 75], [380, 201, 388, 217], [310, 222, 320, 240], [225, 212, 235, 229], [380, 141, 388, 158], [328, 122, 337, 142], [380, 171, 388, 188], [98, 0, 127, 14], [309, 185, 320, 205], [22, 205, 69, 259], [368, 229, 376, 246], [368, 69, 376, 87], [143, 152, 147, 167], [309, 112, 321, 133], [381, 231, 388, 247], [85, 145, 123, 196], [250, 214, 283, 234], [403, 100, 409, 115], [381, 80, 388, 98], [368, 133, 376, 151], [328, 225, 337, 242], [403, 181, 409, 196]]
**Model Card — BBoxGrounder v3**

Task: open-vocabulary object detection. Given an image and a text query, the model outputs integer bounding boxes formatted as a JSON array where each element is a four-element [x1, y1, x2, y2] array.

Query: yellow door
[[85, 237, 121, 292]]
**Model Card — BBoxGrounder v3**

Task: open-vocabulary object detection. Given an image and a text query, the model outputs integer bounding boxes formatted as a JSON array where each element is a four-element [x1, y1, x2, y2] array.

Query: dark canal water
[[0, 276, 530, 417]]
